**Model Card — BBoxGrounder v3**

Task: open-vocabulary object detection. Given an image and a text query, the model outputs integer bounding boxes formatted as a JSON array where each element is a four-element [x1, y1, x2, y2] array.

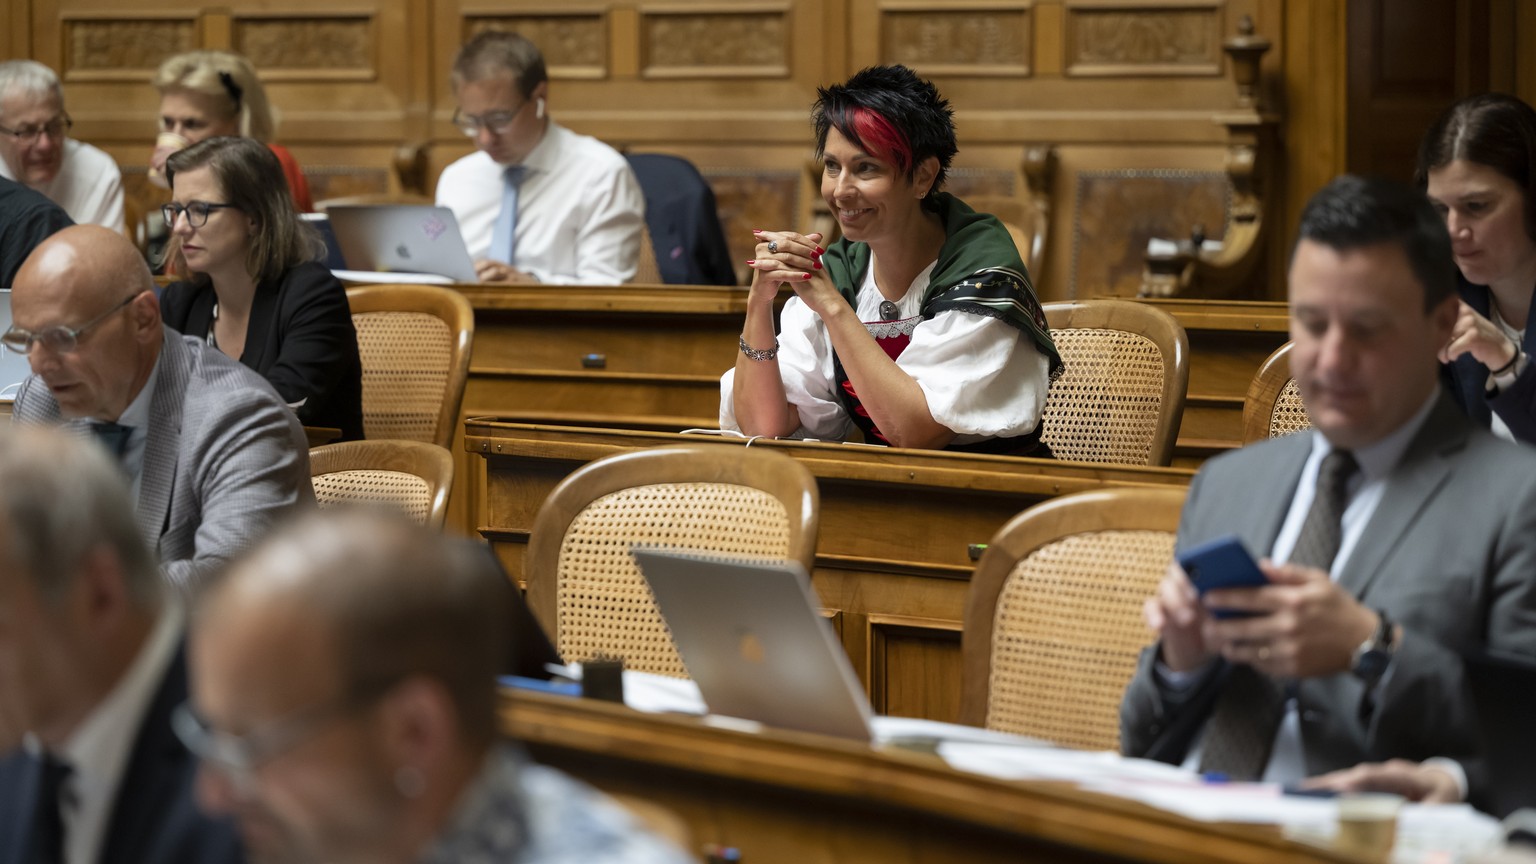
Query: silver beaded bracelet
[[738, 335, 779, 361]]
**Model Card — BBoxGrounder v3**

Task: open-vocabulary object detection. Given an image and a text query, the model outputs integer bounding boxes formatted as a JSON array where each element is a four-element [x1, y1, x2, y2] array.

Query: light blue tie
[[490, 165, 526, 264]]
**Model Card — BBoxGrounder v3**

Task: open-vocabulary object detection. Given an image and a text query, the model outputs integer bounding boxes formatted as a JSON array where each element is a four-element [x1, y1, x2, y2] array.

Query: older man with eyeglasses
[[0, 60, 124, 232], [181, 509, 691, 864], [435, 30, 645, 285], [0, 425, 243, 864], [7, 224, 312, 596]]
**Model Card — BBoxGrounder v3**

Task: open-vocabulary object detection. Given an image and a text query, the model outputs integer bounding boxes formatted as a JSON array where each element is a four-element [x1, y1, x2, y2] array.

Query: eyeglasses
[[0, 113, 71, 145], [172, 698, 363, 793], [162, 201, 240, 228], [0, 291, 144, 356], [451, 98, 530, 137]]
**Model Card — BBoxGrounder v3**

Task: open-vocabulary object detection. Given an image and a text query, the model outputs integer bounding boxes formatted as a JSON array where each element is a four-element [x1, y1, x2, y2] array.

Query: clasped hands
[[746, 230, 837, 312], [1440, 299, 1519, 372], [1145, 558, 1379, 679]]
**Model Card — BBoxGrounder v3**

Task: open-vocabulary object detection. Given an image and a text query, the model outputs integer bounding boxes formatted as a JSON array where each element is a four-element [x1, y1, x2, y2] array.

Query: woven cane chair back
[[310, 440, 455, 529], [346, 284, 474, 449], [960, 486, 1186, 751], [526, 445, 819, 677], [1041, 300, 1189, 466], [1242, 342, 1311, 443], [632, 223, 663, 284]]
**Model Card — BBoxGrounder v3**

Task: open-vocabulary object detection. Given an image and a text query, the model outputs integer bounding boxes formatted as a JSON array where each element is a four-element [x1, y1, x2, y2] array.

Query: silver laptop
[[326, 205, 478, 283], [631, 547, 875, 741], [0, 290, 33, 399]]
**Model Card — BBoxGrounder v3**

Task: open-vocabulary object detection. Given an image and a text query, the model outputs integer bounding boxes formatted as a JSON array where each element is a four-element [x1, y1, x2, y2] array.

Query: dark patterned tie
[[88, 420, 133, 461], [1198, 449, 1359, 779], [28, 752, 71, 864]]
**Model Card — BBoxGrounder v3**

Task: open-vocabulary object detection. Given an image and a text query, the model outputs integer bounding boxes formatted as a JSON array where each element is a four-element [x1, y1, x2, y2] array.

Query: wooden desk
[[1141, 299, 1290, 466], [467, 422, 1194, 722], [504, 689, 1352, 864], [449, 282, 753, 534], [446, 287, 1286, 532]]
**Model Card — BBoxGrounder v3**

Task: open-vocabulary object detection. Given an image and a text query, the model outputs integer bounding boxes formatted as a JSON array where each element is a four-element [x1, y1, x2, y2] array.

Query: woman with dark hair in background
[[1419, 92, 1536, 443], [721, 65, 1061, 453], [160, 136, 362, 440]]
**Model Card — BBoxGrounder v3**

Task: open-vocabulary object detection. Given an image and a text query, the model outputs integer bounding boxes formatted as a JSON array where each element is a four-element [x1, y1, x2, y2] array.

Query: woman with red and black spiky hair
[[722, 65, 1061, 454]]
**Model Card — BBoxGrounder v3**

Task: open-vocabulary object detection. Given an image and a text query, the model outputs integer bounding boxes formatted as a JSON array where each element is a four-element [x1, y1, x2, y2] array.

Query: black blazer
[[161, 260, 364, 441], [0, 645, 244, 864], [625, 153, 737, 286], [1442, 274, 1536, 445]]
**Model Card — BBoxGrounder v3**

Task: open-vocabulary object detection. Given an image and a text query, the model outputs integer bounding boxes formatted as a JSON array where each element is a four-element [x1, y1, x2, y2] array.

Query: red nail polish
[[803, 273, 813, 280], [815, 246, 826, 255], [745, 259, 756, 265], [752, 229, 764, 234], [813, 261, 822, 270]]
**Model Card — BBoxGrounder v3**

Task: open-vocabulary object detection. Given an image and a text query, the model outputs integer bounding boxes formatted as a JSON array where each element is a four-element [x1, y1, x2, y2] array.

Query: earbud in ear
[[536, 98, 545, 119]]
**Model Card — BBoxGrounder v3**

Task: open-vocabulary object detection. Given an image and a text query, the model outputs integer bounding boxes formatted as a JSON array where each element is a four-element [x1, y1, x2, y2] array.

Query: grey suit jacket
[[13, 329, 312, 592], [1121, 393, 1536, 788]]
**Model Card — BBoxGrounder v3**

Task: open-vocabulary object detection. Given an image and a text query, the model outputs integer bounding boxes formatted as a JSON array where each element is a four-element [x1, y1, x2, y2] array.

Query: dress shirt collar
[[511, 121, 568, 180], [58, 604, 183, 864], [1309, 386, 1441, 482]]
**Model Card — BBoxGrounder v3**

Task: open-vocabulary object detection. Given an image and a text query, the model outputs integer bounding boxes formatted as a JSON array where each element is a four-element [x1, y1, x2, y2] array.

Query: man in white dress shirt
[[0, 61, 124, 233], [435, 31, 644, 285]]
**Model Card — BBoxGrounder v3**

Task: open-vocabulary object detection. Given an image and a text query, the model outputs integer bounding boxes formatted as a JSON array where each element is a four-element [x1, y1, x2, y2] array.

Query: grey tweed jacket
[[13, 329, 312, 593]]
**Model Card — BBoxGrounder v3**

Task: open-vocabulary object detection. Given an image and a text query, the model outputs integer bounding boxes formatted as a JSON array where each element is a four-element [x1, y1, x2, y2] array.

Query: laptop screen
[[0, 290, 33, 398]]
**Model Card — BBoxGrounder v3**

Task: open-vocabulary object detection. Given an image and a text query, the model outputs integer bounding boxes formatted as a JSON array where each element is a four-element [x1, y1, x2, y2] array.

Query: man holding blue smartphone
[[1120, 175, 1536, 813]]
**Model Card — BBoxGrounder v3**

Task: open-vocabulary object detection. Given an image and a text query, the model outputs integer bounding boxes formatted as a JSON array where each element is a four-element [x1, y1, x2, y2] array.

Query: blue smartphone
[[1176, 534, 1268, 619]]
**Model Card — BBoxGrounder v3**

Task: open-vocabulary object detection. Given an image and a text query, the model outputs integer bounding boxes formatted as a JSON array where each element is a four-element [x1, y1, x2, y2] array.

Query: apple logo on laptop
[[396, 244, 412, 260], [737, 630, 766, 665]]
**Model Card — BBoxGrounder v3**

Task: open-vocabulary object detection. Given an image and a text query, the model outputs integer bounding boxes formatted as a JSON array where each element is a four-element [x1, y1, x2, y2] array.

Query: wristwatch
[[1350, 608, 1396, 685]]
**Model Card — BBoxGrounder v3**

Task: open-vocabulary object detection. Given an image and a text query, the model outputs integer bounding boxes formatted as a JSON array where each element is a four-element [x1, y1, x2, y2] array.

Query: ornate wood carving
[[701, 168, 799, 286], [63, 18, 194, 74], [234, 17, 373, 71], [1065, 6, 1222, 76], [640, 12, 788, 78], [1072, 170, 1230, 298], [881, 8, 1031, 75], [464, 14, 607, 78]]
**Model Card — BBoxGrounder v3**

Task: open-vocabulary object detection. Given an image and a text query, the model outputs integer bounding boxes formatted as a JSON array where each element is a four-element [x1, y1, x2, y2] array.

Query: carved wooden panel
[[305, 166, 393, 201], [1071, 169, 1230, 298], [1064, 4, 1223, 76], [867, 616, 963, 722], [62, 17, 195, 78], [881, 7, 1032, 76], [640, 10, 790, 78], [944, 167, 1018, 201], [234, 16, 374, 75], [702, 168, 799, 285], [464, 13, 608, 79]]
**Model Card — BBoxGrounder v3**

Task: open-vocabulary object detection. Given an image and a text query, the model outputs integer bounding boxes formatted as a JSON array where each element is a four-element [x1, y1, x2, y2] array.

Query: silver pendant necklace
[[878, 299, 900, 321]]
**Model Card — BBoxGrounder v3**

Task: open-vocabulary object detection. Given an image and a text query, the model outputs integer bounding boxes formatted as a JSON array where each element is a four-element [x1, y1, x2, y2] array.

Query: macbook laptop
[[631, 547, 874, 741], [1464, 650, 1536, 817], [326, 205, 478, 283], [0, 290, 33, 400]]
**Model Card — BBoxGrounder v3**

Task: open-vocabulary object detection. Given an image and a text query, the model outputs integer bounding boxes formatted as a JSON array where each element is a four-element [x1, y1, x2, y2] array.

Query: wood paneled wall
[[3, 0, 1533, 300]]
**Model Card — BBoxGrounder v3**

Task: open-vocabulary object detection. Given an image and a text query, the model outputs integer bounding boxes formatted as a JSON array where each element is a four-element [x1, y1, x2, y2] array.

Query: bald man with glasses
[[435, 30, 644, 285], [6, 225, 312, 595]]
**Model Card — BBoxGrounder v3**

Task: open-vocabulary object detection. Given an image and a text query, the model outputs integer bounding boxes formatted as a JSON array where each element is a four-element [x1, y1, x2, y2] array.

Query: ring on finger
[[767, 240, 779, 254]]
